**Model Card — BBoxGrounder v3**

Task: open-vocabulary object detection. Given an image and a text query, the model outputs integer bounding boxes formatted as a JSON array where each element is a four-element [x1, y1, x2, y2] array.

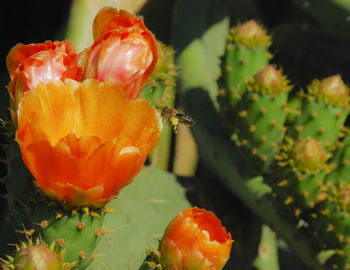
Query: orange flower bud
[[83, 7, 158, 100], [159, 207, 232, 270], [6, 40, 82, 111], [16, 79, 162, 208]]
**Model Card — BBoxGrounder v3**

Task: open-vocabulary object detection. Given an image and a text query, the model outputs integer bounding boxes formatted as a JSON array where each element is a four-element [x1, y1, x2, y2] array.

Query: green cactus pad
[[285, 94, 303, 124], [219, 44, 271, 105], [274, 166, 327, 209], [292, 100, 348, 146], [31, 206, 105, 269], [173, 2, 350, 267], [325, 136, 350, 185], [218, 20, 271, 109], [86, 166, 191, 270], [235, 66, 292, 171], [306, 182, 350, 270], [290, 76, 350, 146], [237, 92, 289, 170]]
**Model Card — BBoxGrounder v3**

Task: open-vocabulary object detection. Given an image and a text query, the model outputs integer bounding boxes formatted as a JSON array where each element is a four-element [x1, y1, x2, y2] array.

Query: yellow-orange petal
[[57, 134, 102, 188], [17, 80, 79, 146], [24, 140, 80, 189], [107, 146, 141, 193], [119, 98, 162, 141], [85, 141, 115, 189], [16, 79, 162, 208], [17, 120, 48, 149], [43, 183, 106, 208], [75, 79, 127, 141]]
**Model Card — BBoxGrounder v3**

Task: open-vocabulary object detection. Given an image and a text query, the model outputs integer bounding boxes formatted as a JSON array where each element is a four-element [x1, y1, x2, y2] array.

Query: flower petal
[[118, 98, 162, 142], [93, 6, 119, 41], [108, 146, 141, 193], [24, 140, 80, 189], [93, 7, 142, 41], [16, 78, 162, 208], [160, 207, 233, 270], [17, 80, 79, 146], [85, 141, 115, 190], [6, 41, 54, 79], [75, 79, 127, 141], [86, 7, 158, 99]]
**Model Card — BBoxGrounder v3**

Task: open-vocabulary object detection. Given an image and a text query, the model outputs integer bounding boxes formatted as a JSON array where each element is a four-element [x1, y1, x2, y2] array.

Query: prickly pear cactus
[[173, 1, 350, 268], [87, 167, 191, 269], [5, 140, 105, 269], [305, 135, 350, 269], [3, 135, 190, 269], [217, 19, 272, 141]]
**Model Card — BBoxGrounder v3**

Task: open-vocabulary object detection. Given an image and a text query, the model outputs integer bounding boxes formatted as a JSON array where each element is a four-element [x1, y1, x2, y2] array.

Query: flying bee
[[158, 106, 194, 133]]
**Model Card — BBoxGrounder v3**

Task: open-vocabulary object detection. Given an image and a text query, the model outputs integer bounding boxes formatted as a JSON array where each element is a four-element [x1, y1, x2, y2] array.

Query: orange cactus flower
[[16, 79, 162, 208], [159, 207, 233, 270], [6, 40, 82, 111], [83, 7, 158, 100]]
